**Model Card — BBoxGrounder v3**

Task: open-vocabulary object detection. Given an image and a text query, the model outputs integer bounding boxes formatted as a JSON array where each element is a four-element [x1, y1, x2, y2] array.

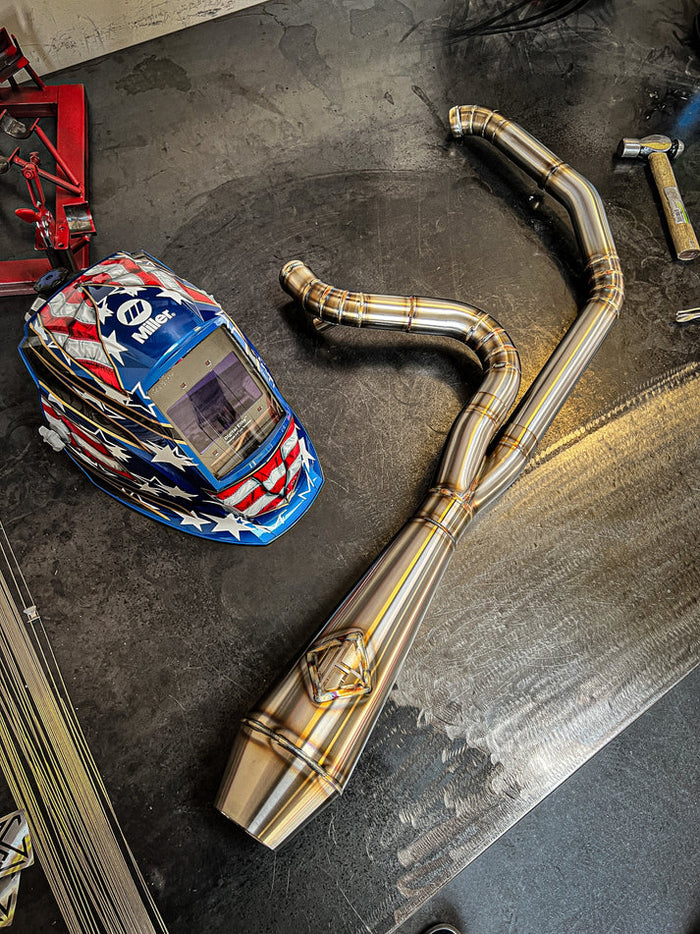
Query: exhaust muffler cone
[[217, 490, 469, 848]]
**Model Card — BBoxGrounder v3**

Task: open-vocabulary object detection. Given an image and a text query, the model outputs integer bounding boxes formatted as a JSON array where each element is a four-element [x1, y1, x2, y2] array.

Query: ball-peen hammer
[[617, 134, 700, 261]]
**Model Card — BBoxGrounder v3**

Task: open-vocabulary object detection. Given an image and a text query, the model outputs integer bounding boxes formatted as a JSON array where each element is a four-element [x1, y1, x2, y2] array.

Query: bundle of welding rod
[[0, 521, 169, 933]]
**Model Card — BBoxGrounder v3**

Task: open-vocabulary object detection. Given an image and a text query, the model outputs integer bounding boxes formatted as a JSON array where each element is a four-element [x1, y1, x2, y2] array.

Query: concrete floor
[[0, 1, 699, 932]]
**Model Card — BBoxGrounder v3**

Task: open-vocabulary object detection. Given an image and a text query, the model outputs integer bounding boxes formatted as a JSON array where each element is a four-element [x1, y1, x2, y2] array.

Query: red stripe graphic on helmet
[[39, 281, 122, 391], [216, 419, 303, 518], [41, 400, 131, 478]]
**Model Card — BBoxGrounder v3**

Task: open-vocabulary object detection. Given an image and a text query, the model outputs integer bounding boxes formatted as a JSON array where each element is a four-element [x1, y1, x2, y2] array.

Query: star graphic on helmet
[[298, 436, 316, 472], [208, 512, 257, 541], [101, 330, 129, 365], [137, 476, 165, 496], [104, 441, 131, 462], [143, 440, 196, 469], [95, 301, 113, 324], [177, 511, 212, 531], [153, 477, 197, 500], [157, 288, 192, 306]]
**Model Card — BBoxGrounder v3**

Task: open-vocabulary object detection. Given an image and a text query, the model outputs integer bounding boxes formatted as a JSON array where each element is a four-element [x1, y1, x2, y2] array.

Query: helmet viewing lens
[[149, 327, 284, 479]]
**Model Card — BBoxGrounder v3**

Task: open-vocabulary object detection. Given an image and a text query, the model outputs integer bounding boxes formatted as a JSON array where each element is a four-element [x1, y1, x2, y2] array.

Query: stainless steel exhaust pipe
[[217, 276, 521, 846], [448, 106, 624, 511], [216, 106, 624, 849]]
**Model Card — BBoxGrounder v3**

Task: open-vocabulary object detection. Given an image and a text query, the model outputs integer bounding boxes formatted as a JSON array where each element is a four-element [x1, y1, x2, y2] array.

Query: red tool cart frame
[[0, 30, 93, 296]]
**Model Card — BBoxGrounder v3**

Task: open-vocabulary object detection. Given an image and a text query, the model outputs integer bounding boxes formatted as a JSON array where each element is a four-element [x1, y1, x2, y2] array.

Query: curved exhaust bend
[[217, 107, 624, 849], [449, 106, 624, 510], [279, 260, 522, 494]]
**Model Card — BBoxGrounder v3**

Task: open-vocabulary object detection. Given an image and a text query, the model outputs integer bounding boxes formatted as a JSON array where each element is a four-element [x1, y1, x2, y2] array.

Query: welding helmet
[[19, 251, 323, 544]]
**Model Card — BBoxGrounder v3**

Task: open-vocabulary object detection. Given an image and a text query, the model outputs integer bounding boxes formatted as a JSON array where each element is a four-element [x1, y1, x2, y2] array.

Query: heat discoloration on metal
[[216, 106, 625, 849]]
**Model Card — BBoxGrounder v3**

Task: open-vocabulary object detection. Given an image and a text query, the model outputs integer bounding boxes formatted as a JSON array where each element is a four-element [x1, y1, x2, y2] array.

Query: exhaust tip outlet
[[448, 105, 465, 138], [279, 258, 309, 292], [216, 719, 339, 850]]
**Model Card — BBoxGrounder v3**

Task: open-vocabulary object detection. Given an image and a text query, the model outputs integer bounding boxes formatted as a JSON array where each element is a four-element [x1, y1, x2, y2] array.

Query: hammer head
[[617, 134, 685, 160]]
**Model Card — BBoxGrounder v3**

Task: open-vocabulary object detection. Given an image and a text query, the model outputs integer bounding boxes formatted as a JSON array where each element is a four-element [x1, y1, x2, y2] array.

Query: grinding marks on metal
[[217, 105, 625, 848], [387, 362, 700, 927], [0, 522, 169, 933]]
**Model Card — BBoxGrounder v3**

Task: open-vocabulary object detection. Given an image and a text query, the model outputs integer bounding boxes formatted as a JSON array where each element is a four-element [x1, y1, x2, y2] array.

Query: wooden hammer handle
[[648, 150, 700, 261]]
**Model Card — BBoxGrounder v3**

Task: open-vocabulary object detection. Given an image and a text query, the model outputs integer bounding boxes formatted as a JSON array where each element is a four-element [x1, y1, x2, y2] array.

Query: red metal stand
[[0, 29, 94, 296]]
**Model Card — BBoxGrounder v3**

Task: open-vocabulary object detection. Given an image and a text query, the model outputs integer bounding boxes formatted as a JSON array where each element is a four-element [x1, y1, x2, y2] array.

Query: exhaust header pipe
[[216, 106, 624, 849]]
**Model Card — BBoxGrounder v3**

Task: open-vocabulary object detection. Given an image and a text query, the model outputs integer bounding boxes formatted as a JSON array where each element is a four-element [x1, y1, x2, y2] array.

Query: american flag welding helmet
[[19, 252, 324, 544]]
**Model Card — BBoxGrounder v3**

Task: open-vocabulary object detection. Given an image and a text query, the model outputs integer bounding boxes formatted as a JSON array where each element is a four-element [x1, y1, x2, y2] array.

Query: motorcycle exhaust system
[[216, 106, 624, 849]]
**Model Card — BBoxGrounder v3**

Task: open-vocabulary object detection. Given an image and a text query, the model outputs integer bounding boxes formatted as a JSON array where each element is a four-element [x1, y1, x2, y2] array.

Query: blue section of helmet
[[19, 251, 323, 544]]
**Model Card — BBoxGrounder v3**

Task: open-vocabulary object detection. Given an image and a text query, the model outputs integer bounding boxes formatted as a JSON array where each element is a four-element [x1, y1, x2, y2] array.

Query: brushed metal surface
[[389, 362, 700, 926]]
